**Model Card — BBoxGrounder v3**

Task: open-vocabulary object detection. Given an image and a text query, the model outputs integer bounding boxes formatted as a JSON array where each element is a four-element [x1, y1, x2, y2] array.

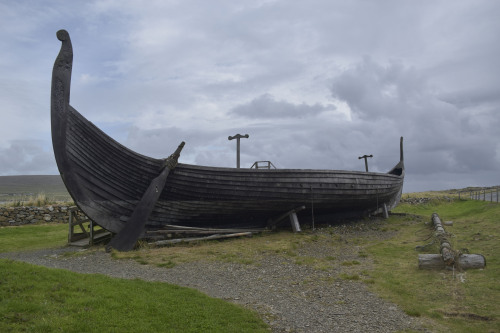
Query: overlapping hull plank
[[51, 30, 405, 237]]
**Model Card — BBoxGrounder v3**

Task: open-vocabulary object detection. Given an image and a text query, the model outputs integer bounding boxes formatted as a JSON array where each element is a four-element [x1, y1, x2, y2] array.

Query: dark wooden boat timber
[[51, 30, 404, 249]]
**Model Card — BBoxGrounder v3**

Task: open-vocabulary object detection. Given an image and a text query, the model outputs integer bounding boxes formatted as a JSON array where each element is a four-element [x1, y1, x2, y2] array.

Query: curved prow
[[400, 136, 404, 163], [51, 30, 73, 118], [388, 137, 404, 176], [51, 29, 77, 197]]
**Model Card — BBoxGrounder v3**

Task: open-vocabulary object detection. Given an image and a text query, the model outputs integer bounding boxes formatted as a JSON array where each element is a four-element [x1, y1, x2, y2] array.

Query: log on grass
[[431, 213, 455, 265], [418, 254, 486, 270]]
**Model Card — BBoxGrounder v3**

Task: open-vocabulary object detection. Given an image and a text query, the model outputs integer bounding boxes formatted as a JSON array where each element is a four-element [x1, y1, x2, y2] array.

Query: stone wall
[[0, 205, 87, 226]]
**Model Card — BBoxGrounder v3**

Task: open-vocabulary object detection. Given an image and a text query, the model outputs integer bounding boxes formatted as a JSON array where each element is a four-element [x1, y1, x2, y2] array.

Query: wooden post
[[267, 206, 305, 231], [90, 219, 94, 246], [289, 212, 301, 232], [383, 203, 389, 219], [358, 154, 373, 172], [228, 134, 249, 168], [68, 208, 73, 244]]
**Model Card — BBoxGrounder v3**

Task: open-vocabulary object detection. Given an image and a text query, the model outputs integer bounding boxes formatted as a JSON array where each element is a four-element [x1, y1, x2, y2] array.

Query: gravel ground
[[1, 225, 428, 333]]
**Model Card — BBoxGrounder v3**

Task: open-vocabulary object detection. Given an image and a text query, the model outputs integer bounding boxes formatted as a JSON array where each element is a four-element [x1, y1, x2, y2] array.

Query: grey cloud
[[0, 141, 57, 175], [1, 1, 499, 193], [231, 94, 336, 119], [330, 57, 427, 120]]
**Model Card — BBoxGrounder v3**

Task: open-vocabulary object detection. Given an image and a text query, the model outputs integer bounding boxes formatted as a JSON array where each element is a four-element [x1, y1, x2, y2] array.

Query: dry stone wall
[[0, 205, 87, 226]]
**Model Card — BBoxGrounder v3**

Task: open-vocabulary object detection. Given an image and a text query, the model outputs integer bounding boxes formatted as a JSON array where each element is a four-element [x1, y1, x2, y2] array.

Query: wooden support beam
[[267, 205, 306, 230], [383, 203, 389, 219], [289, 212, 301, 233], [107, 142, 185, 252]]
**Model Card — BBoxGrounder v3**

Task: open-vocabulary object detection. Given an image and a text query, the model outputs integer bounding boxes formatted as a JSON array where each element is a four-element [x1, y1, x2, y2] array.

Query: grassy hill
[[0, 175, 71, 203]]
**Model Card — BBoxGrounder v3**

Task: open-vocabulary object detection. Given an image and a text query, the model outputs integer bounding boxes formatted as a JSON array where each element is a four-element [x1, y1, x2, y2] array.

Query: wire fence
[[458, 187, 499, 203]]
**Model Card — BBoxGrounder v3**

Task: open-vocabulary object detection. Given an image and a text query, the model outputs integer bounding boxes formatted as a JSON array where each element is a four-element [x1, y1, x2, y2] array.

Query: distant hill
[[0, 175, 70, 202]]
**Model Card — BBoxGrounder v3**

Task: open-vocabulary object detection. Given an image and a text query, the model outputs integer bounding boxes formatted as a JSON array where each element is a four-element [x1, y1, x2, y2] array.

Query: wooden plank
[[150, 232, 254, 246]]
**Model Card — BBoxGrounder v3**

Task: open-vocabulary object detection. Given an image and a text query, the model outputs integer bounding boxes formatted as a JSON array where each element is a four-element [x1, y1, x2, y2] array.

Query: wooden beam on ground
[[418, 254, 486, 270], [146, 229, 266, 235], [417, 212, 486, 270], [150, 232, 253, 246]]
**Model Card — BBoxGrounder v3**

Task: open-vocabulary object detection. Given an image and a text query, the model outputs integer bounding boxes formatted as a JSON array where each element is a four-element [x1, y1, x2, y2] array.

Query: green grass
[[113, 231, 327, 267], [0, 260, 268, 333], [2, 191, 498, 332], [0, 224, 268, 332], [367, 198, 500, 332], [0, 224, 68, 253]]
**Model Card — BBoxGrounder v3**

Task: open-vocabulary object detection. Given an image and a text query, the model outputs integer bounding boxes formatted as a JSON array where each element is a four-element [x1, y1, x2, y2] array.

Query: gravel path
[[1, 228, 428, 332]]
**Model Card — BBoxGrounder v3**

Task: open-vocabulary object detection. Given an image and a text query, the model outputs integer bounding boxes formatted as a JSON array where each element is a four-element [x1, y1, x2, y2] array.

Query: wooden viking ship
[[51, 30, 404, 250]]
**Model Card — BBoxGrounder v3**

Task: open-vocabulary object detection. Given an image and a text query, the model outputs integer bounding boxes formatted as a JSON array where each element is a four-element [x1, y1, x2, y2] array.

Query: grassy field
[[0, 225, 268, 332], [114, 194, 499, 332], [1, 192, 498, 332], [0, 224, 68, 253], [0, 260, 268, 332], [368, 199, 499, 332]]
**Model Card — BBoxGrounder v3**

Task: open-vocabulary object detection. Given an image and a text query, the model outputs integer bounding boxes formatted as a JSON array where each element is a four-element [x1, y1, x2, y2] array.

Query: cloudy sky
[[0, 0, 499, 193]]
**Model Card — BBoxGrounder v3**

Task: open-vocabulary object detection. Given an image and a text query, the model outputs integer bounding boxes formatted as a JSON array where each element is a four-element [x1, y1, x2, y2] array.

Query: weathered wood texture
[[107, 142, 185, 251], [418, 254, 486, 270], [51, 30, 405, 237], [150, 232, 254, 246], [431, 213, 455, 265]]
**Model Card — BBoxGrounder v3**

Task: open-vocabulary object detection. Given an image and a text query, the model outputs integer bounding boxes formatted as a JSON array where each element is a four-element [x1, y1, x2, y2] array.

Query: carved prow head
[[51, 29, 73, 113], [162, 141, 186, 170]]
